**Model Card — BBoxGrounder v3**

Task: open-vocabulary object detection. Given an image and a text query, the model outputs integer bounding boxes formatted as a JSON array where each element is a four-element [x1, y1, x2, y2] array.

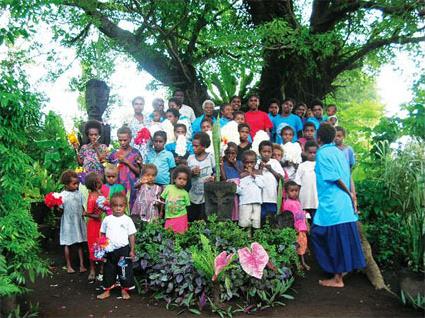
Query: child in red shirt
[[244, 94, 273, 138]]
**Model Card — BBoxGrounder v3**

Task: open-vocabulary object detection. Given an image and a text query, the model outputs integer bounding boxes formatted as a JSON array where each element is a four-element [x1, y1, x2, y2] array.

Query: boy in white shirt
[[294, 141, 319, 221], [97, 192, 137, 300], [256, 141, 285, 222], [237, 150, 264, 236]]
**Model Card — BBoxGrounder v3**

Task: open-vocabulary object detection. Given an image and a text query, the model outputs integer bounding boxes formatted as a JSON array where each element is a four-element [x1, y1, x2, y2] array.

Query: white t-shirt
[[180, 104, 196, 122], [100, 215, 137, 250], [237, 175, 265, 205], [187, 152, 215, 204], [255, 158, 284, 203], [294, 161, 318, 209]]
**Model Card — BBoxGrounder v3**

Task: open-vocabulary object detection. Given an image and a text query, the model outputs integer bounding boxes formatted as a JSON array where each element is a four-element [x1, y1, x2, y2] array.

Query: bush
[[0, 67, 48, 296], [135, 216, 298, 315]]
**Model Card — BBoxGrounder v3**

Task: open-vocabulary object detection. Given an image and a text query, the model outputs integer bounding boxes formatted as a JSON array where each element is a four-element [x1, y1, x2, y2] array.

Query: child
[[161, 165, 192, 234], [164, 107, 192, 141], [97, 193, 137, 300], [306, 100, 325, 130], [298, 122, 316, 150], [107, 126, 142, 210], [76, 120, 108, 179], [294, 141, 318, 222], [280, 126, 302, 180], [128, 96, 146, 143], [220, 142, 243, 221], [237, 123, 252, 161], [165, 123, 194, 165], [334, 126, 355, 170], [233, 111, 245, 125], [268, 98, 280, 122], [219, 103, 234, 127], [272, 143, 284, 163], [237, 150, 264, 236], [326, 104, 338, 126], [101, 164, 126, 215], [201, 118, 213, 133], [187, 132, 215, 221], [256, 141, 284, 222], [145, 131, 176, 186], [59, 170, 87, 273], [245, 94, 273, 138], [131, 164, 163, 223], [147, 109, 163, 136], [283, 181, 310, 270], [84, 172, 104, 281]]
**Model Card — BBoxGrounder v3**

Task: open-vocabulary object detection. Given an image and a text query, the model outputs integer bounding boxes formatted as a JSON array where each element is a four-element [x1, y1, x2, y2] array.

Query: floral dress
[[107, 147, 141, 209], [78, 144, 108, 178], [131, 184, 163, 222]]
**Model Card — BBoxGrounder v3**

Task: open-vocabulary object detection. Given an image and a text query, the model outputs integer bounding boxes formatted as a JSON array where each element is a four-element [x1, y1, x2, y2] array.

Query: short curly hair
[[110, 192, 127, 205], [141, 164, 158, 176], [259, 140, 273, 152], [60, 169, 79, 185], [172, 165, 191, 182], [153, 130, 167, 143], [84, 120, 102, 137], [317, 123, 336, 144], [84, 172, 101, 191], [193, 132, 211, 148], [117, 126, 132, 137]]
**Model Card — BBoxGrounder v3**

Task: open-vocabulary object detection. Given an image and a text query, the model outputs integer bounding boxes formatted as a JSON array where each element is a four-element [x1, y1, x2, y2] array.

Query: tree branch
[[61, 0, 176, 85], [333, 34, 425, 75], [310, 0, 422, 34]]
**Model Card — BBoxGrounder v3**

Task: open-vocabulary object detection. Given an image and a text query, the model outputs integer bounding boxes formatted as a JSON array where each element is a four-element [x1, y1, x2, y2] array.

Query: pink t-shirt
[[283, 199, 307, 232], [245, 110, 273, 138]]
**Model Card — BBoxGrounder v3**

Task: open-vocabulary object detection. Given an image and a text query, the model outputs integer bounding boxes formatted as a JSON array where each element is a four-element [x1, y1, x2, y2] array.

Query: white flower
[[282, 142, 302, 164], [175, 135, 187, 157], [52, 192, 62, 199], [252, 130, 270, 156]]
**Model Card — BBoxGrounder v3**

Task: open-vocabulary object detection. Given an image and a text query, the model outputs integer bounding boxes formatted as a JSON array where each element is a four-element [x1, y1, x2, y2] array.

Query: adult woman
[[310, 123, 365, 287], [191, 100, 216, 134], [128, 96, 146, 140]]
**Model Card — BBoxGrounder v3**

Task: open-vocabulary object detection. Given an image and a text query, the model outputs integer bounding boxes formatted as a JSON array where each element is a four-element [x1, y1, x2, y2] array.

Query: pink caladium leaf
[[238, 242, 269, 279], [212, 251, 234, 281]]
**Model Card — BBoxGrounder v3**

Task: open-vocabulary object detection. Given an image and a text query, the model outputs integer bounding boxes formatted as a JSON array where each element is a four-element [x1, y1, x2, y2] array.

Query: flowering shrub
[[135, 216, 298, 315]]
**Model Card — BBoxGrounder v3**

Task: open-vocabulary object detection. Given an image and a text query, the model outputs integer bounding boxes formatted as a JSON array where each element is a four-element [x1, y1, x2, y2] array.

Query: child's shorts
[[238, 204, 261, 229], [165, 214, 189, 234], [297, 232, 308, 256], [261, 203, 277, 219]]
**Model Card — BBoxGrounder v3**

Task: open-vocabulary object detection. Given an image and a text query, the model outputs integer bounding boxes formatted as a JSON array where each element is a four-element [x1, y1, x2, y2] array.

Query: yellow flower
[[67, 131, 79, 145], [75, 166, 84, 173]]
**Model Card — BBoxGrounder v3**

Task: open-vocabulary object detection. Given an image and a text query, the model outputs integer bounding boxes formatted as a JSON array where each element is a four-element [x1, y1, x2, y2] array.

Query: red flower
[[44, 192, 63, 208], [134, 128, 151, 145]]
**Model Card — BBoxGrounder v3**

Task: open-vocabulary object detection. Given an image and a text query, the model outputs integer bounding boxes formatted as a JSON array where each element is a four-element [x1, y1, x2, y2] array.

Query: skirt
[[165, 214, 188, 234], [310, 221, 366, 274]]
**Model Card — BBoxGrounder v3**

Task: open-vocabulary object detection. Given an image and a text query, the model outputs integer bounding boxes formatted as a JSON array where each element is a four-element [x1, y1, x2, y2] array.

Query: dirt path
[[27, 243, 421, 318]]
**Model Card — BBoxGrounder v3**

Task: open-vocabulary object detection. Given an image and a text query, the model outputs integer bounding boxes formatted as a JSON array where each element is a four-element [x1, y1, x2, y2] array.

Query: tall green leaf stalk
[[212, 115, 221, 182]]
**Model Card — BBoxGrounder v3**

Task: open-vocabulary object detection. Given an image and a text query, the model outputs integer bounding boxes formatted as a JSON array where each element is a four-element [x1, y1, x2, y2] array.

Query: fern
[[191, 234, 216, 278]]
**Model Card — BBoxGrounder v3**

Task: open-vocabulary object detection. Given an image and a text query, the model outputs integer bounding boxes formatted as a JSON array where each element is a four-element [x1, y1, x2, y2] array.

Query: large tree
[[6, 0, 425, 112]]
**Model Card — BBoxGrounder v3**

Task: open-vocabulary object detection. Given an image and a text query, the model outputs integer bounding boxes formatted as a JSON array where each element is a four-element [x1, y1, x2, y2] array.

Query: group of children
[[59, 93, 355, 299]]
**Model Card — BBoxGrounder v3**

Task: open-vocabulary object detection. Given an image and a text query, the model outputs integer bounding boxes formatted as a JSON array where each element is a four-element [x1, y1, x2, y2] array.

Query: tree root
[[357, 222, 396, 296]]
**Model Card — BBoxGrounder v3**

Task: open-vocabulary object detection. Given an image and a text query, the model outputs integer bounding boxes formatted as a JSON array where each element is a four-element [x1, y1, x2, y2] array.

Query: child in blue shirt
[[165, 123, 194, 165], [268, 98, 280, 122], [145, 131, 176, 186]]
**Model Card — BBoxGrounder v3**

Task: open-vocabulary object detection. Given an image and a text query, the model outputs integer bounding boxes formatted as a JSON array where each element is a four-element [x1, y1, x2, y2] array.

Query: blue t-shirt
[[145, 149, 176, 185], [223, 161, 243, 180], [314, 143, 358, 226], [306, 117, 324, 130], [219, 117, 231, 127], [272, 114, 303, 143], [340, 146, 356, 169], [192, 115, 216, 134], [268, 113, 278, 122], [165, 141, 194, 158]]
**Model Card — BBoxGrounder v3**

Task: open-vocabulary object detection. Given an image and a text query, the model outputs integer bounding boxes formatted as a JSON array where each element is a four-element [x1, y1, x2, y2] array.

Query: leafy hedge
[[135, 216, 299, 316]]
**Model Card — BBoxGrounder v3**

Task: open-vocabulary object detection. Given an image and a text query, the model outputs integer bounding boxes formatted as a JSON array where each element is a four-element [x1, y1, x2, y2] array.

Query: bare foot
[[88, 272, 96, 281], [67, 267, 76, 273], [121, 289, 130, 300], [319, 278, 344, 288], [79, 267, 87, 273], [97, 291, 110, 300]]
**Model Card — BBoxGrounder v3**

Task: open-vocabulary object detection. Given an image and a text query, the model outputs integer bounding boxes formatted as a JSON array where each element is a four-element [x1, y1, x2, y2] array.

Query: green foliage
[[0, 64, 49, 296], [401, 290, 425, 311], [191, 234, 216, 278], [135, 216, 297, 315]]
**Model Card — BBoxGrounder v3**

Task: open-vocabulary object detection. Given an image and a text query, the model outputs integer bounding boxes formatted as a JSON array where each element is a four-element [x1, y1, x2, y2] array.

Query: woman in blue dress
[[311, 123, 365, 287]]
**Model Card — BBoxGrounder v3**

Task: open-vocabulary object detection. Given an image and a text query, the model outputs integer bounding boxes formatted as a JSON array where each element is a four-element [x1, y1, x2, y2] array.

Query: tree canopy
[[4, 0, 425, 112]]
